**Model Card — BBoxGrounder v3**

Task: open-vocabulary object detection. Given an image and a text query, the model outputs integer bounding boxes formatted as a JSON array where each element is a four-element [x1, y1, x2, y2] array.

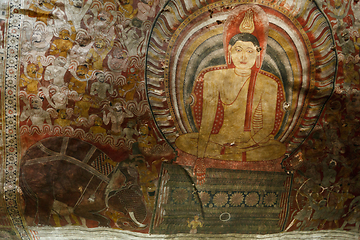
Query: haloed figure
[[103, 101, 134, 136], [175, 5, 286, 162], [20, 96, 51, 127], [90, 72, 114, 100]]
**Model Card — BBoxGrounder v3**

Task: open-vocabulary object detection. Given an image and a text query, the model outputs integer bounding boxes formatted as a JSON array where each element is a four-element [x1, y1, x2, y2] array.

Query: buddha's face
[[127, 120, 135, 128], [54, 57, 66, 67], [351, 94, 360, 107], [52, 92, 67, 105], [59, 110, 67, 119], [71, 0, 83, 8], [94, 118, 103, 126], [335, 0, 341, 8], [59, 30, 70, 40], [31, 31, 43, 43], [98, 11, 111, 23], [136, 162, 147, 172], [119, 0, 130, 5], [139, 125, 149, 135], [37, 0, 47, 6], [113, 48, 127, 59], [95, 39, 105, 49], [344, 62, 354, 74], [96, 73, 105, 82], [82, 95, 91, 102], [31, 98, 42, 109], [114, 102, 123, 112], [27, 64, 37, 77], [229, 40, 259, 70], [76, 34, 91, 47], [76, 65, 88, 77]]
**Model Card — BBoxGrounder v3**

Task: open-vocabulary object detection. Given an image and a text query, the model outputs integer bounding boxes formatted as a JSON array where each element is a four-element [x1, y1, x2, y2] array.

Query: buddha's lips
[[239, 62, 247, 64]]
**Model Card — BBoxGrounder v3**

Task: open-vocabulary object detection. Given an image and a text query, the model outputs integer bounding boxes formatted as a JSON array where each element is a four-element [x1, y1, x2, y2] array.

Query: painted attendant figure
[[175, 5, 286, 175]]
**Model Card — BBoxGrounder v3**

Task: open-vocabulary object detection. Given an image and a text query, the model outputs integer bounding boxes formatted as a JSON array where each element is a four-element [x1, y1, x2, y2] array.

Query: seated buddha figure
[[175, 5, 286, 163]]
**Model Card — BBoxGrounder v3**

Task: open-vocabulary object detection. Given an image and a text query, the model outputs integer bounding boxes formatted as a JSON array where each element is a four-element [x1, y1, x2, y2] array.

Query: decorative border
[[3, 0, 31, 238]]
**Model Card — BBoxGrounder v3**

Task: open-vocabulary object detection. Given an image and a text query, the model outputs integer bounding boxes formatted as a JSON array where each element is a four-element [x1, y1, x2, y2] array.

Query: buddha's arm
[[251, 80, 278, 144], [197, 75, 218, 158]]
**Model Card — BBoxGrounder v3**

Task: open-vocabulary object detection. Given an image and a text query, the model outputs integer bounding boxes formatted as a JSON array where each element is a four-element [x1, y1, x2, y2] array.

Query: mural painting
[[5, 0, 173, 236], [146, 0, 336, 233], [1, 0, 360, 238]]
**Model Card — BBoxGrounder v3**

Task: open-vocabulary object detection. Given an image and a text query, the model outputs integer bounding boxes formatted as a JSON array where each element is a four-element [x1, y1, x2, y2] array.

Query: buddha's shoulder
[[198, 66, 232, 80], [257, 71, 281, 88]]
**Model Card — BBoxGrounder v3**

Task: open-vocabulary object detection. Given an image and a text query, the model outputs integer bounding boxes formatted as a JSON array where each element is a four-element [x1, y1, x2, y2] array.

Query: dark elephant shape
[[20, 137, 148, 228]]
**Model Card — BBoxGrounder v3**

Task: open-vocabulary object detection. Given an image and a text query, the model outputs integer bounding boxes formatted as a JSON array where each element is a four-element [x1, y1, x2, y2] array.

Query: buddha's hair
[[229, 33, 261, 51]]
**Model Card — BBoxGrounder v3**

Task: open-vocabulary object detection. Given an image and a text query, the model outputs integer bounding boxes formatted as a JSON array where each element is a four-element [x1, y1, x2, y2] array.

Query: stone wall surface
[[0, 0, 360, 238]]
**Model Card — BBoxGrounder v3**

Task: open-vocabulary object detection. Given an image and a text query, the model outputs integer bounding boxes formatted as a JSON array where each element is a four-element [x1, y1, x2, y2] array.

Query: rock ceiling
[[0, 0, 360, 239]]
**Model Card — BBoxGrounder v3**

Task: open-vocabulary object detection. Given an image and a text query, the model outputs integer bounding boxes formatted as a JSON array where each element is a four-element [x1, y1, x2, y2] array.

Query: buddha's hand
[[237, 131, 252, 143], [193, 158, 206, 185], [256, 134, 275, 144], [237, 139, 256, 149], [221, 143, 245, 155]]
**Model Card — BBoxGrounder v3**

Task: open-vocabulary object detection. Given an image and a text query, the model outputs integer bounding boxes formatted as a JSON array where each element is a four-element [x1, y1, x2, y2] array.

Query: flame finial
[[239, 10, 255, 34]]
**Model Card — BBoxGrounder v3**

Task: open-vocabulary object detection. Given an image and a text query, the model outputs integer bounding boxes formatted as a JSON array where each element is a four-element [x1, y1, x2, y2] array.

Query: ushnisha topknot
[[239, 9, 255, 34]]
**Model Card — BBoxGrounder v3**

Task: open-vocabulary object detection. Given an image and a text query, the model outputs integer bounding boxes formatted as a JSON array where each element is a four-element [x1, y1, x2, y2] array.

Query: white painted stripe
[[30, 227, 360, 240], [267, 15, 310, 142]]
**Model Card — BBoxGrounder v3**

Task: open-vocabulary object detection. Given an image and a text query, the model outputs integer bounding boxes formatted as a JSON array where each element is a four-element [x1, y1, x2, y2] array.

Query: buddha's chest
[[220, 82, 262, 115], [219, 77, 249, 105]]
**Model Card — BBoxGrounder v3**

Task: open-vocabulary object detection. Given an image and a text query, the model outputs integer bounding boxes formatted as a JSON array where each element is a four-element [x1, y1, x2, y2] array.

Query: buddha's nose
[[240, 52, 246, 61]]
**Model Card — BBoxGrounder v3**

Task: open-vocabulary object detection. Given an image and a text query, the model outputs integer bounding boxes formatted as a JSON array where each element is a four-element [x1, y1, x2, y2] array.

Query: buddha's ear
[[228, 45, 232, 62], [256, 55, 260, 68]]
